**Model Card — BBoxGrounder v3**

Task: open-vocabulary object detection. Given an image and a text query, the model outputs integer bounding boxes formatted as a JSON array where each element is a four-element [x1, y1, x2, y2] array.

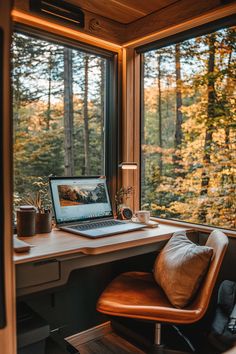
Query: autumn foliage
[[141, 27, 236, 230]]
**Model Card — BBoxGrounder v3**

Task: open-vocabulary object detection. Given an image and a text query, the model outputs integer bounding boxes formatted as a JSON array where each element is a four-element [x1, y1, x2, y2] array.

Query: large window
[[12, 30, 117, 206], [141, 23, 236, 230]]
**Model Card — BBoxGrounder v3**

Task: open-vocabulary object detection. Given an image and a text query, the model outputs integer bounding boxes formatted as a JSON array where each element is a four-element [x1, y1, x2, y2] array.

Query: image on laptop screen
[[50, 177, 113, 225]]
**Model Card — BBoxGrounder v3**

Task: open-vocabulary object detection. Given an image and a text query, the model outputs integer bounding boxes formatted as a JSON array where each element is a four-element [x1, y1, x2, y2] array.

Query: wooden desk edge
[[14, 224, 193, 264]]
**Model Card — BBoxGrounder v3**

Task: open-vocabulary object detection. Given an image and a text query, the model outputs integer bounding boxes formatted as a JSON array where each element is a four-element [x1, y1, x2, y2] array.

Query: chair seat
[[97, 271, 204, 324]]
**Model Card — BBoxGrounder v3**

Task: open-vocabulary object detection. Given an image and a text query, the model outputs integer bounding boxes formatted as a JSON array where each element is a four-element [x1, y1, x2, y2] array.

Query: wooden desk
[[14, 223, 192, 296]]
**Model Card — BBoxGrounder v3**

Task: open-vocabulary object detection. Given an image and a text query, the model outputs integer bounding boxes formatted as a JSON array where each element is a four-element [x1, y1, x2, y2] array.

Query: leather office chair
[[97, 230, 228, 353]]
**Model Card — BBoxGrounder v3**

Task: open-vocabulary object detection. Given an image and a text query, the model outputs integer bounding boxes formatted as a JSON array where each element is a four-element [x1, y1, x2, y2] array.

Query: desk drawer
[[16, 259, 60, 289]]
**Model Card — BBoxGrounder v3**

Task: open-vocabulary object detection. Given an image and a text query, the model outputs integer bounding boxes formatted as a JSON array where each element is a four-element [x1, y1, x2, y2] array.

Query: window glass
[[141, 26, 236, 230], [12, 32, 107, 205]]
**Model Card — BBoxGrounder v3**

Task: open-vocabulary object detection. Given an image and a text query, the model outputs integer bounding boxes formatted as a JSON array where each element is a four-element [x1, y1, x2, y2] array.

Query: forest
[[141, 26, 236, 230], [12, 32, 106, 209], [12, 26, 235, 230]]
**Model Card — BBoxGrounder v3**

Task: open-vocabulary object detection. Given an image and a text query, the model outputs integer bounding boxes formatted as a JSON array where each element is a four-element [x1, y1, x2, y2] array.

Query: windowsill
[[151, 217, 236, 238]]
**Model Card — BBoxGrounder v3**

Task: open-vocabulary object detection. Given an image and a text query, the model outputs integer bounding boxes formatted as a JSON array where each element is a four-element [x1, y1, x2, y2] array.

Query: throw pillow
[[153, 231, 213, 308]]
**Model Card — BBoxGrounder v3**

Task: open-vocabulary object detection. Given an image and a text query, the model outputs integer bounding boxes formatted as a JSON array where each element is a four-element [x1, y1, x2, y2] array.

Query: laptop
[[49, 176, 146, 238]]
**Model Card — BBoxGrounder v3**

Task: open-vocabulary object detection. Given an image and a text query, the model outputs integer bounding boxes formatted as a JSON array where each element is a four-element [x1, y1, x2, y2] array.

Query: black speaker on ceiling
[[29, 0, 84, 28]]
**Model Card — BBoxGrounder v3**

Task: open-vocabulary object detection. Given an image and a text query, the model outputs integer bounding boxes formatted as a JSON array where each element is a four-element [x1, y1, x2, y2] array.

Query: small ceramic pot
[[35, 212, 52, 234]]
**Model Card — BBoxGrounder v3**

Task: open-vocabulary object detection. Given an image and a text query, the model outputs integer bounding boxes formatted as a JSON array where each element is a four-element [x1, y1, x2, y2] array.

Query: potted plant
[[20, 177, 52, 234]]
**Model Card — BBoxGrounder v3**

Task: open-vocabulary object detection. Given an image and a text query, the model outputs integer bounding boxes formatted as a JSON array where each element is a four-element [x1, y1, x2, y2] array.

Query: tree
[[198, 34, 216, 222], [173, 43, 184, 176], [64, 47, 74, 176], [100, 59, 105, 173], [83, 54, 90, 175], [157, 54, 163, 178], [141, 26, 236, 229]]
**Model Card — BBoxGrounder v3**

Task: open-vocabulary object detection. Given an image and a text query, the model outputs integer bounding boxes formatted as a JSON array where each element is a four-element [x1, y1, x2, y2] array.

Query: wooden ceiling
[[14, 0, 232, 45], [67, 0, 178, 24]]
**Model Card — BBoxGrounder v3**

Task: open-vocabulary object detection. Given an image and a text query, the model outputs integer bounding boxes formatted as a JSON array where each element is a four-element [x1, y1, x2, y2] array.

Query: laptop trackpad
[[78, 223, 144, 238]]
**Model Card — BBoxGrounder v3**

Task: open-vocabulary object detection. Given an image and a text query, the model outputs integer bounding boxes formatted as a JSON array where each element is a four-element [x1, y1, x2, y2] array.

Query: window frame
[[12, 24, 120, 203], [138, 15, 236, 232], [137, 14, 236, 54]]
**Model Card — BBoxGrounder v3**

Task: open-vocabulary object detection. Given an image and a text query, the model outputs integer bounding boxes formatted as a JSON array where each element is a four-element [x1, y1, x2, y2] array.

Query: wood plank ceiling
[[14, 0, 230, 45], [67, 0, 178, 24]]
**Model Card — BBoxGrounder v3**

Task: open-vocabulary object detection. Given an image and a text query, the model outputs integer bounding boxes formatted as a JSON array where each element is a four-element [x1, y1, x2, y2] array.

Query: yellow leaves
[[220, 168, 235, 176], [141, 27, 236, 230], [150, 203, 167, 211]]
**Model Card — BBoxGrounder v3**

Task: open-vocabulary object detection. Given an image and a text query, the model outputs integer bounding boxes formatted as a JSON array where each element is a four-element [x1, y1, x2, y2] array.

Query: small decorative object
[[35, 209, 52, 234], [19, 177, 52, 234], [16, 205, 36, 237], [119, 206, 133, 220], [89, 18, 101, 32], [115, 186, 134, 220]]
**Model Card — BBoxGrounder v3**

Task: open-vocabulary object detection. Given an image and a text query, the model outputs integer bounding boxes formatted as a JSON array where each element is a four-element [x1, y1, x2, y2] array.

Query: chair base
[[148, 344, 165, 354], [148, 345, 189, 354]]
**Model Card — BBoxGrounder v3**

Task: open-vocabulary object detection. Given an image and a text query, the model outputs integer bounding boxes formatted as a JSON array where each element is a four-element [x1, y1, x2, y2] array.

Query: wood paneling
[[13, 0, 235, 45], [14, 0, 125, 45], [68, 0, 178, 24], [123, 3, 236, 48], [12, 9, 122, 53], [0, 1, 16, 354], [126, 0, 226, 42], [133, 51, 141, 212], [121, 47, 141, 212]]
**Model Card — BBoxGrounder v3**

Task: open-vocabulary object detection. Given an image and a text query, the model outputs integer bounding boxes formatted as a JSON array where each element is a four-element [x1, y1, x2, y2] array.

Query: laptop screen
[[49, 176, 113, 225]]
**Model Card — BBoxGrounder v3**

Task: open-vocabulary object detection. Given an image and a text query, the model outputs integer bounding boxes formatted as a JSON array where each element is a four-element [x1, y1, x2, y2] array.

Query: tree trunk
[[83, 55, 90, 175], [222, 35, 233, 188], [199, 34, 216, 222], [46, 49, 52, 130], [157, 54, 163, 178], [13, 73, 21, 139], [173, 43, 183, 174], [64, 47, 74, 176], [100, 59, 105, 174]]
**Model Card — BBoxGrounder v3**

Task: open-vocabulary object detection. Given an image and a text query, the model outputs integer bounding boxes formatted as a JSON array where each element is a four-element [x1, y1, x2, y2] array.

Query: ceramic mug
[[136, 210, 150, 223]]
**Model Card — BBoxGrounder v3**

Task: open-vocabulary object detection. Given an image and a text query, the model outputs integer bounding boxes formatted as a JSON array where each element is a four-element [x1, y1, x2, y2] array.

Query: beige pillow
[[153, 231, 213, 308]]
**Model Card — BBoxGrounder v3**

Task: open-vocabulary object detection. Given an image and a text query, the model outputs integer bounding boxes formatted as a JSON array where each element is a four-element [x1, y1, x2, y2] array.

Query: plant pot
[[17, 207, 36, 237], [35, 213, 52, 234]]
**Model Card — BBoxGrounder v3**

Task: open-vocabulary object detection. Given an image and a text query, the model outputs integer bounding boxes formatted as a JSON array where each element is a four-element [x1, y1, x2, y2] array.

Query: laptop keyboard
[[71, 220, 125, 231]]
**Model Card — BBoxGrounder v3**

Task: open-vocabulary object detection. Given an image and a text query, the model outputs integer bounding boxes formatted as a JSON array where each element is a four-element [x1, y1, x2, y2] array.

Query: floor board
[[65, 321, 193, 354], [66, 321, 145, 354]]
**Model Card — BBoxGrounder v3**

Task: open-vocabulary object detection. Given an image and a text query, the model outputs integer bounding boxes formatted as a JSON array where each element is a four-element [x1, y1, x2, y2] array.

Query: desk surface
[[14, 223, 191, 265]]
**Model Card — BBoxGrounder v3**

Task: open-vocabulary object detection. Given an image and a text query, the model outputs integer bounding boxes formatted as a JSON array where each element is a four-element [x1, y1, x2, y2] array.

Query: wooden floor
[[47, 319, 220, 354], [65, 321, 192, 354], [74, 332, 146, 354], [66, 321, 145, 354]]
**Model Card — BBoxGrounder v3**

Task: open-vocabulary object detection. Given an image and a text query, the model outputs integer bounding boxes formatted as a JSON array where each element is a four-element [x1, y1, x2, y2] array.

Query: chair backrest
[[189, 229, 228, 320]]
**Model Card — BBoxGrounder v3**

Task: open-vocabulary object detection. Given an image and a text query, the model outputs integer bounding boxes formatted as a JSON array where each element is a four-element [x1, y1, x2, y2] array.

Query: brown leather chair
[[97, 230, 228, 353]]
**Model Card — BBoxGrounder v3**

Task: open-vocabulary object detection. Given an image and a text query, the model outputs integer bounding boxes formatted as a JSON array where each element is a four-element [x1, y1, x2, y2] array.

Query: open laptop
[[49, 176, 146, 238]]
